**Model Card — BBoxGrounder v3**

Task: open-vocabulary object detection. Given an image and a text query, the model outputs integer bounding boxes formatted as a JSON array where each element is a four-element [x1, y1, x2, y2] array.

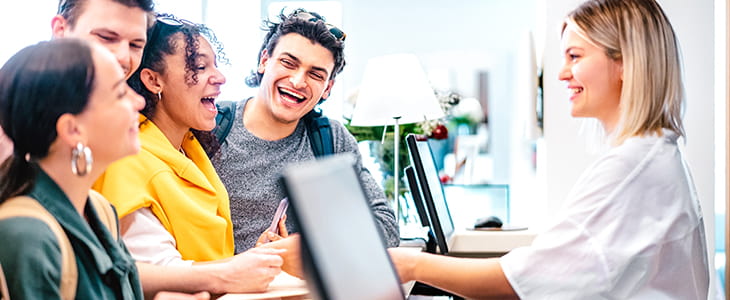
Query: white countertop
[[449, 228, 536, 254]]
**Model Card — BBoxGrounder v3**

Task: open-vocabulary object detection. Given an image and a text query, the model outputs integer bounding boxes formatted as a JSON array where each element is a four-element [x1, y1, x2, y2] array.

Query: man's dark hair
[[245, 8, 346, 88], [57, 0, 155, 27]]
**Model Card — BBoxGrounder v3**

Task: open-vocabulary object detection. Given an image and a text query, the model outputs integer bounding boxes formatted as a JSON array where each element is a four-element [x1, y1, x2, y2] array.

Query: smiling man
[[212, 9, 400, 252], [52, 0, 152, 79]]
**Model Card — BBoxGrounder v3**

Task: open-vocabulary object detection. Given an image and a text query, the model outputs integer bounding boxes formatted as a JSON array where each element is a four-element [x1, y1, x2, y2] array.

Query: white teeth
[[279, 88, 305, 100], [283, 97, 299, 104], [571, 88, 583, 94]]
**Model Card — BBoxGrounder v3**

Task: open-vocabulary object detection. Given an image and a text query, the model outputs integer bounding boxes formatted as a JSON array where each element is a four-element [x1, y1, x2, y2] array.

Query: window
[[0, 1, 56, 66]]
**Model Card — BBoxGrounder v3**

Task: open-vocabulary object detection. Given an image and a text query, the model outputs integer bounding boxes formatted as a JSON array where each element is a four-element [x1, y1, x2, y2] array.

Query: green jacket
[[0, 169, 142, 299]]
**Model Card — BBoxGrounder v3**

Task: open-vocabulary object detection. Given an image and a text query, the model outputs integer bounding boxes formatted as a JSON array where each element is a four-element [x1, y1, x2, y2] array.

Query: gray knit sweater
[[213, 99, 400, 252]]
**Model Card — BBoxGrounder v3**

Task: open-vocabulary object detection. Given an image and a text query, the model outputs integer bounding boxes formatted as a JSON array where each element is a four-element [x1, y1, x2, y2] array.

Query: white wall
[[540, 0, 596, 224], [0, 0, 56, 64], [540, 0, 718, 297]]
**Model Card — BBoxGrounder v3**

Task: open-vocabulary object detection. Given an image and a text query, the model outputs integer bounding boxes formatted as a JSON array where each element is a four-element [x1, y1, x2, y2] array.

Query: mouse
[[474, 216, 503, 229]]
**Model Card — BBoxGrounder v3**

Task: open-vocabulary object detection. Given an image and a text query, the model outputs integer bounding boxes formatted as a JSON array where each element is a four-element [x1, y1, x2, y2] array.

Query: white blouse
[[500, 131, 709, 299]]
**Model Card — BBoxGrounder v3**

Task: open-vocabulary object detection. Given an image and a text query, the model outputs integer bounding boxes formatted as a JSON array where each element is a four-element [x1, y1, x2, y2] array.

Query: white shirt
[[119, 208, 194, 267], [500, 131, 709, 299]]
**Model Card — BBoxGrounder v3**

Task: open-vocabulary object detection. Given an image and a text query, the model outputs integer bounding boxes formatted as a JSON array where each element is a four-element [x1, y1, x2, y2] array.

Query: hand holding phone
[[264, 198, 289, 242]]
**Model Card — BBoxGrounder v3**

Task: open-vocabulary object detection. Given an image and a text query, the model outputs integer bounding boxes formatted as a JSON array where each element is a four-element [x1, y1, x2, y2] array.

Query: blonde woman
[[389, 0, 709, 298]]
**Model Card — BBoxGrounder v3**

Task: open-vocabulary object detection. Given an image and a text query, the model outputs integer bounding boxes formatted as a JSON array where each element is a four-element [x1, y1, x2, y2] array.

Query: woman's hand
[[258, 234, 303, 278], [388, 247, 422, 283], [255, 214, 289, 247], [212, 247, 285, 293], [153, 291, 210, 300]]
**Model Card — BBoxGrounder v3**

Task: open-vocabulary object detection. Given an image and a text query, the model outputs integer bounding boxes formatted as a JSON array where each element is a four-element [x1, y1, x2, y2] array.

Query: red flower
[[430, 124, 448, 140]]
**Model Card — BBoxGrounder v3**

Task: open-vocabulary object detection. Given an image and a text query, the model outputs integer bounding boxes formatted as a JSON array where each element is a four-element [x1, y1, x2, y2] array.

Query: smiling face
[[256, 33, 335, 126], [77, 44, 145, 166], [52, 0, 148, 79], [154, 34, 226, 132], [559, 24, 623, 132]]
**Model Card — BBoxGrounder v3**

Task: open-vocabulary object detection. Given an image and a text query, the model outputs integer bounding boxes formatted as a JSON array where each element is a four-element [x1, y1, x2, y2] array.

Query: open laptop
[[282, 153, 405, 300], [405, 134, 456, 255]]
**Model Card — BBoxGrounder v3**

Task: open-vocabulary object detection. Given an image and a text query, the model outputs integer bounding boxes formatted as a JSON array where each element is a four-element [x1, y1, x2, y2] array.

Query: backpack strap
[[214, 100, 334, 157], [0, 196, 77, 300], [214, 100, 237, 146], [303, 109, 334, 157], [87, 190, 118, 241]]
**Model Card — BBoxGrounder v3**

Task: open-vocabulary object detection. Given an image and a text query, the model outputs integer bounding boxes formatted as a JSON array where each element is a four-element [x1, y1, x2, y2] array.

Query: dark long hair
[[127, 13, 226, 156], [245, 8, 346, 91], [0, 39, 96, 202]]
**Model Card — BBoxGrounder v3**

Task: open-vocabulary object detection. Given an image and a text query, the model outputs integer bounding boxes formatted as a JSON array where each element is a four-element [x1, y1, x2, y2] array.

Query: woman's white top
[[500, 131, 709, 299], [119, 208, 194, 266]]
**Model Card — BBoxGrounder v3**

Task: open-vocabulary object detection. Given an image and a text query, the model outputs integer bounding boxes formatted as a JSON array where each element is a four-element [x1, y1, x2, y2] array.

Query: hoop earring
[[157, 91, 162, 101], [71, 142, 93, 176]]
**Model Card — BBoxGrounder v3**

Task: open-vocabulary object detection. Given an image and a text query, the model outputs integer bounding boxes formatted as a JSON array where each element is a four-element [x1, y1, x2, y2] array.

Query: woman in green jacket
[[0, 38, 145, 299]]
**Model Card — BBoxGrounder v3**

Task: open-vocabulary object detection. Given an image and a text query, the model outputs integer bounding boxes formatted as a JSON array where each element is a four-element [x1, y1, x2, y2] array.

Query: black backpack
[[214, 100, 334, 157]]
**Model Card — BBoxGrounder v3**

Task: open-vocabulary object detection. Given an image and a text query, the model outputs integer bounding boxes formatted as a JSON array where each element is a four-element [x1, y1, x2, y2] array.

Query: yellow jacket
[[94, 115, 233, 261]]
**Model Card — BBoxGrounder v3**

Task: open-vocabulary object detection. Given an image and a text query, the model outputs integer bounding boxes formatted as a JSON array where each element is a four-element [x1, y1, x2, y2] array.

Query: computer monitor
[[282, 153, 405, 300], [404, 165, 430, 227], [405, 134, 455, 255], [405, 165, 439, 254]]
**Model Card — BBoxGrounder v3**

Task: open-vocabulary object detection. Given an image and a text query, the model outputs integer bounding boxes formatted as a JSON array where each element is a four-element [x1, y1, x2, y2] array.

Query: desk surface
[[218, 272, 308, 300], [400, 222, 537, 255], [219, 250, 420, 300], [441, 184, 536, 254], [450, 228, 536, 254]]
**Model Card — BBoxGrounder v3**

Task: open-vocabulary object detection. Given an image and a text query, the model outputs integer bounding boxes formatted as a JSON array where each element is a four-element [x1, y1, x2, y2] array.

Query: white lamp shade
[[350, 53, 444, 126]]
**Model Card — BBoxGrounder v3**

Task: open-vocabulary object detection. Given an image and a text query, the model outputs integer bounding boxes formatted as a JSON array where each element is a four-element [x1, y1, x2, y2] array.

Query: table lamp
[[350, 53, 444, 222]]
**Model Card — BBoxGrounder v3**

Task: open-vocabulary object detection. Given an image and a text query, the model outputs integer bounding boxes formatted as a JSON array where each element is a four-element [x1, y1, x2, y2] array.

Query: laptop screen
[[406, 134, 455, 255], [282, 153, 404, 300]]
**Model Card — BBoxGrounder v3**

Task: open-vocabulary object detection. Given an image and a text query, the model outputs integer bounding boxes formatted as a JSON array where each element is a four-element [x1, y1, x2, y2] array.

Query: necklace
[[178, 147, 186, 156]]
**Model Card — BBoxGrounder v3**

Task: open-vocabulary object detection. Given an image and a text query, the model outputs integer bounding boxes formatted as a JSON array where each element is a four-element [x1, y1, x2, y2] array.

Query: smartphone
[[266, 197, 289, 239]]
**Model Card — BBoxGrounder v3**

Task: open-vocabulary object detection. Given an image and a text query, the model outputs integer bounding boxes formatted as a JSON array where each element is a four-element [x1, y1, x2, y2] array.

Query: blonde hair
[[563, 0, 684, 145]]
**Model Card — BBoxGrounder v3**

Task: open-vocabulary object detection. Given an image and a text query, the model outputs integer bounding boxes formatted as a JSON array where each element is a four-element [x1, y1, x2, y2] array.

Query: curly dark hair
[[127, 13, 227, 156], [245, 8, 346, 96]]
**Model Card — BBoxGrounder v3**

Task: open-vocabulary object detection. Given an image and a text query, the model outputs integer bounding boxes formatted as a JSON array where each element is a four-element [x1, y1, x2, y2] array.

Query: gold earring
[[71, 142, 93, 176]]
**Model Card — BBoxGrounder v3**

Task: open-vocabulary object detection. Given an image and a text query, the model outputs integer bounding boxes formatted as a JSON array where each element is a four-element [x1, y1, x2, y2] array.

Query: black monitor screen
[[404, 165, 430, 228], [406, 134, 455, 254], [282, 153, 404, 300]]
